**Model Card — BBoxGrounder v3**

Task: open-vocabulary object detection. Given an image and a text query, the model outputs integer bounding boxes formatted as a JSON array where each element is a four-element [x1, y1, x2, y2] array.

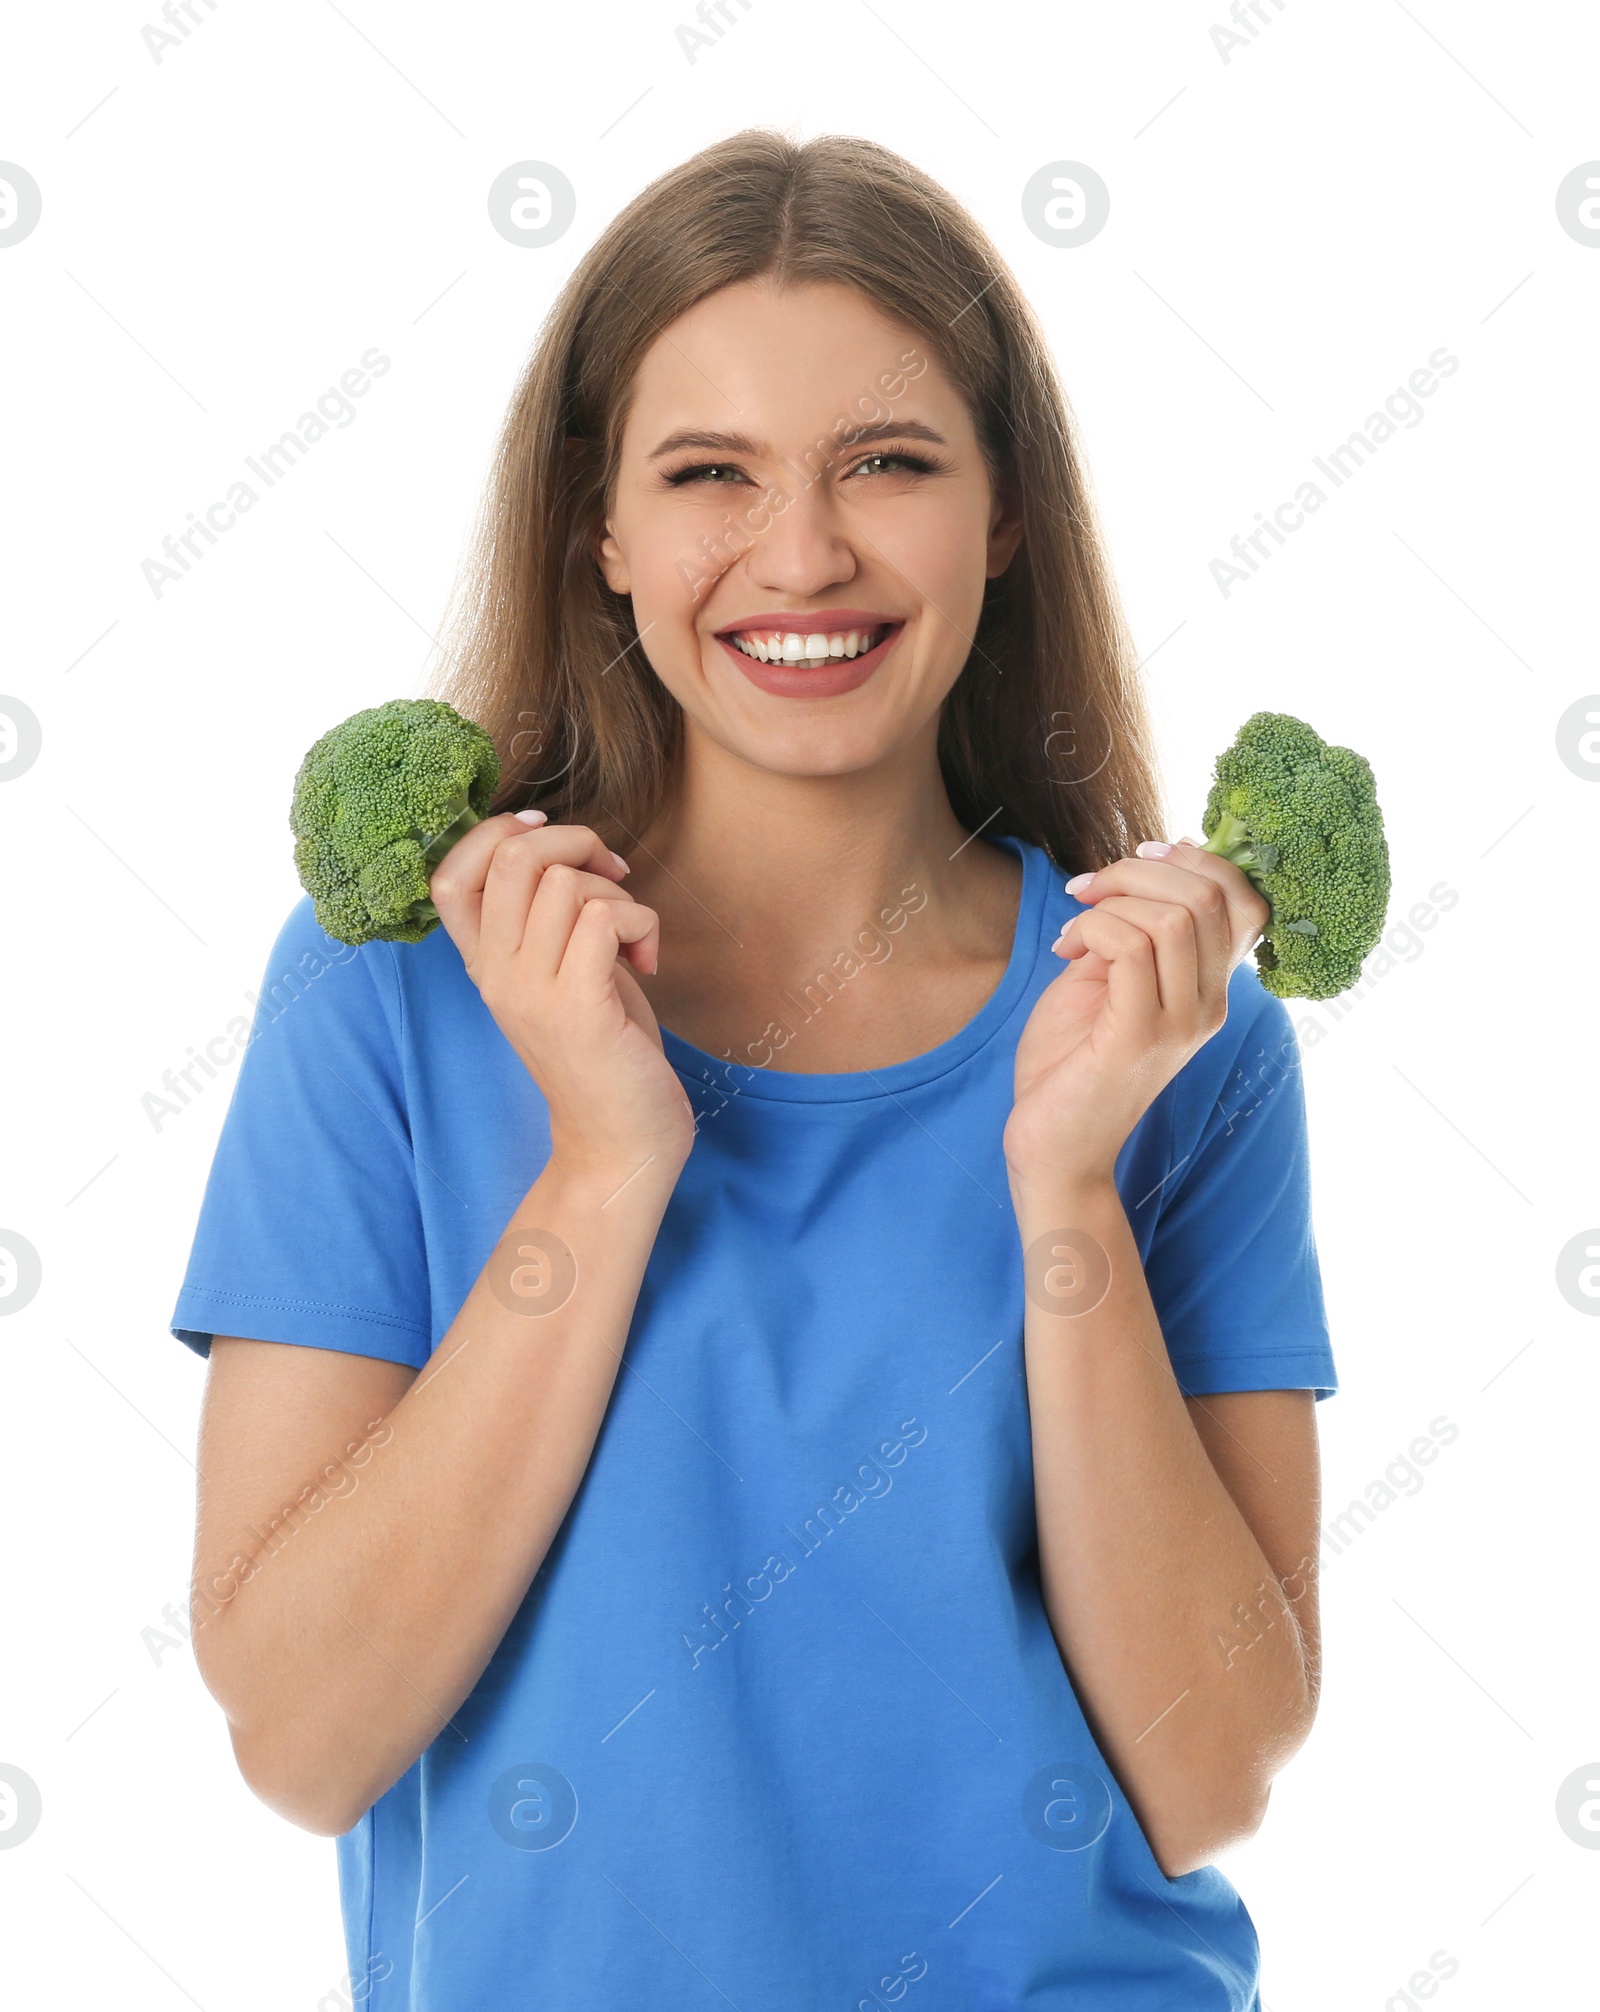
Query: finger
[[1072, 851, 1240, 990], [1060, 893, 1201, 1019], [519, 863, 650, 979], [557, 892, 661, 997], [432, 811, 624, 893], [1055, 902, 1161, 1033], [1153, 839, 1270, 966], [468, 823, 629, 965]]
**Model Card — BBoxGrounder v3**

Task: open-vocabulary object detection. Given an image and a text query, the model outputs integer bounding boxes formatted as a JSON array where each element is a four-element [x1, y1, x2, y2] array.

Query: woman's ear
[[566, 437, 630, 594], [985, 470, 1025, 580], [594, 519, 630, 595]]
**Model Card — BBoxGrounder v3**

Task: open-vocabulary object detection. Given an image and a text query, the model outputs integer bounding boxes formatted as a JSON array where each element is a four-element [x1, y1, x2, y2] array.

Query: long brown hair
[[429, 128, 1166, 873]]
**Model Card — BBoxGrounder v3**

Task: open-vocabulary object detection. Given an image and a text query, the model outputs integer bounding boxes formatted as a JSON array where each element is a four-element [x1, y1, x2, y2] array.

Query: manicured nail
[[1136, 839, 1174, 858], [1065, 871, 1095, 895], [610, 850, 630, 874], [514, 808, 547, 825]]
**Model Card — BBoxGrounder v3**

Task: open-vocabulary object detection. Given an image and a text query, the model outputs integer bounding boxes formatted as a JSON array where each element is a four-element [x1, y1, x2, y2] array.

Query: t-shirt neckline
[[657, 834, 1048, 1105]]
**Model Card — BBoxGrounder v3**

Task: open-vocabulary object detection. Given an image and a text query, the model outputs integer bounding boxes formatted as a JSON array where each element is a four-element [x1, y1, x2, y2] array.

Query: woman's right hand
[[429, 813, 696, 1182]]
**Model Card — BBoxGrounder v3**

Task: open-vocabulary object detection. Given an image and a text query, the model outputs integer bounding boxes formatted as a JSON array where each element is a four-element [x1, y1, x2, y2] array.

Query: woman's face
[[596, 278, 1023, 781]]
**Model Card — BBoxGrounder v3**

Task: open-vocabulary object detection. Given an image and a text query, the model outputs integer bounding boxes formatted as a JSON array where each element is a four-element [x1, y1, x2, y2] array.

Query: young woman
[[173, 129, 1336, 2010]]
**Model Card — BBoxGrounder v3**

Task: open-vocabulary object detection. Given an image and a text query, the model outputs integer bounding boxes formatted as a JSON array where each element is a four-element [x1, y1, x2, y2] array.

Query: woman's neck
[[620, 725, 1025, 1071]]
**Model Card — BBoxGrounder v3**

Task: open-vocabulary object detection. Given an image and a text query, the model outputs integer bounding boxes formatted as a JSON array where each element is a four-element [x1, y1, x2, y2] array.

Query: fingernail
[[514, 808, 548, 825], [610, 850, 630, 874], [1177, 835, 1200, 847], [1135, 840, 1174, 858], [1064, 871, 1094, 895]]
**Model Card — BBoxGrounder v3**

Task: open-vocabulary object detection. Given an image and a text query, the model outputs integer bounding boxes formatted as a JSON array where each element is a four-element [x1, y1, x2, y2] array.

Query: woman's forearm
[[1010, 1170, 1315, 1878], [192, 1150, 683, 1835]]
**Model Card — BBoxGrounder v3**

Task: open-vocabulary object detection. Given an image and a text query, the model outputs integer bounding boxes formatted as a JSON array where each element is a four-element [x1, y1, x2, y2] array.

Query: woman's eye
[[853, 452, 939, 477], [666, 462, 748, 486]]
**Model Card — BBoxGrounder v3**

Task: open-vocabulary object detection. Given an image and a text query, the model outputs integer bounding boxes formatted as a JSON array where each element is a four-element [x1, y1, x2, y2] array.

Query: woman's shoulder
[[257, 893, 474, 1008], [247, 893, 458, 1058]]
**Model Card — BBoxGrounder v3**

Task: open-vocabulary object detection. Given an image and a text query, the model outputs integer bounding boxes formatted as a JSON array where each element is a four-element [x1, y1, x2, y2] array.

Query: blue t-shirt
[[170, 833, 1337, 2011]]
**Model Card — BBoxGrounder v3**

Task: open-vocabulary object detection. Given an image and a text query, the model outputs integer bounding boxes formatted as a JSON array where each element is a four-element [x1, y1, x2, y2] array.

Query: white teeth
[[727, 625, 887, 663]]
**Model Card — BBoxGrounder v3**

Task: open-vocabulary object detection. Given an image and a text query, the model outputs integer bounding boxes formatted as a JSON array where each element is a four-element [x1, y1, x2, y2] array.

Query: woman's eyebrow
[[648, 419, 949, 460]]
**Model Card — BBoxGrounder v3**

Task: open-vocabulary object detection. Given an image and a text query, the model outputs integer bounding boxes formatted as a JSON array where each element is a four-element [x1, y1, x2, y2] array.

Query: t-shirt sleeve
[[1141, 967, 1339, 1400], [168, 896, 432, 1369]]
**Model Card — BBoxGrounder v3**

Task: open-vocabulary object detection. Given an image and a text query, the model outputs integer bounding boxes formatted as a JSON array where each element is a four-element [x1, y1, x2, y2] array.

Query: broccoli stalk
[[1199, 808, 1276, 881], [290, 698, 502, 945], [1197, 710, 1390, 1001], [406, 788, 488, 919]]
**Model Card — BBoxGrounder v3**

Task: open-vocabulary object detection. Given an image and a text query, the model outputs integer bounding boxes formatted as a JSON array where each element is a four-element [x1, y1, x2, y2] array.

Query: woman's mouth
[[713, 619, 904, 697]]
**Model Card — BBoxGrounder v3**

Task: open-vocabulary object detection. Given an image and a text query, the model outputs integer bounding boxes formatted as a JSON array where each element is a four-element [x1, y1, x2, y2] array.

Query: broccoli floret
[[289, 698, 501, 945], [1198, 710, 1390, 1001]]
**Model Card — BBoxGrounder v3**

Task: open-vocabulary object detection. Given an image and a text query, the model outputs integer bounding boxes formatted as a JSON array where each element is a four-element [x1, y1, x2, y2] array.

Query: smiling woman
[[172, 127, 1339, 2012], [434, 135, 1161, 879]]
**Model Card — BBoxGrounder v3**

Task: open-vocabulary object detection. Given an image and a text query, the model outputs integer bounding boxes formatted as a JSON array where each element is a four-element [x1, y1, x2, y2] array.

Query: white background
[[2, 1, 1596, 2006]]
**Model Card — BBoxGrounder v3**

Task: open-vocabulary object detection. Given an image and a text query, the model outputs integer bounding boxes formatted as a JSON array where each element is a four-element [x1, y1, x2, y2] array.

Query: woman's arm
[[1010, 1170, 1321, 1879], [190, 814, 696, 1836], [193, 1149, 681, 1836], [1004, 836, 1323, 1877]]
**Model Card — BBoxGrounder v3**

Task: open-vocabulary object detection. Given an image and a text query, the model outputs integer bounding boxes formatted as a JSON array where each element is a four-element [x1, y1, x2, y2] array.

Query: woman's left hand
[[1003, 839, 1272, 1189]]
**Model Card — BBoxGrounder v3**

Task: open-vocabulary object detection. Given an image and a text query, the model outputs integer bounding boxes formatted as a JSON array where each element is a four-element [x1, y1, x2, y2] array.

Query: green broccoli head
[[1199, 710, 1390, 1001], [289, 698, 501, 945]]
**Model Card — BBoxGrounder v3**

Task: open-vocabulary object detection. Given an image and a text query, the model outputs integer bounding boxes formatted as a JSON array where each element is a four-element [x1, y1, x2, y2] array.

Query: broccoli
[[289, 698, 501, 945], [1197, 710, 1390, 1000]]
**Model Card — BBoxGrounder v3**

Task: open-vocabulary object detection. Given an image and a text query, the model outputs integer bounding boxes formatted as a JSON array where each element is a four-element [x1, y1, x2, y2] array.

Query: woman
[[173, 129, 1336, 2009]]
